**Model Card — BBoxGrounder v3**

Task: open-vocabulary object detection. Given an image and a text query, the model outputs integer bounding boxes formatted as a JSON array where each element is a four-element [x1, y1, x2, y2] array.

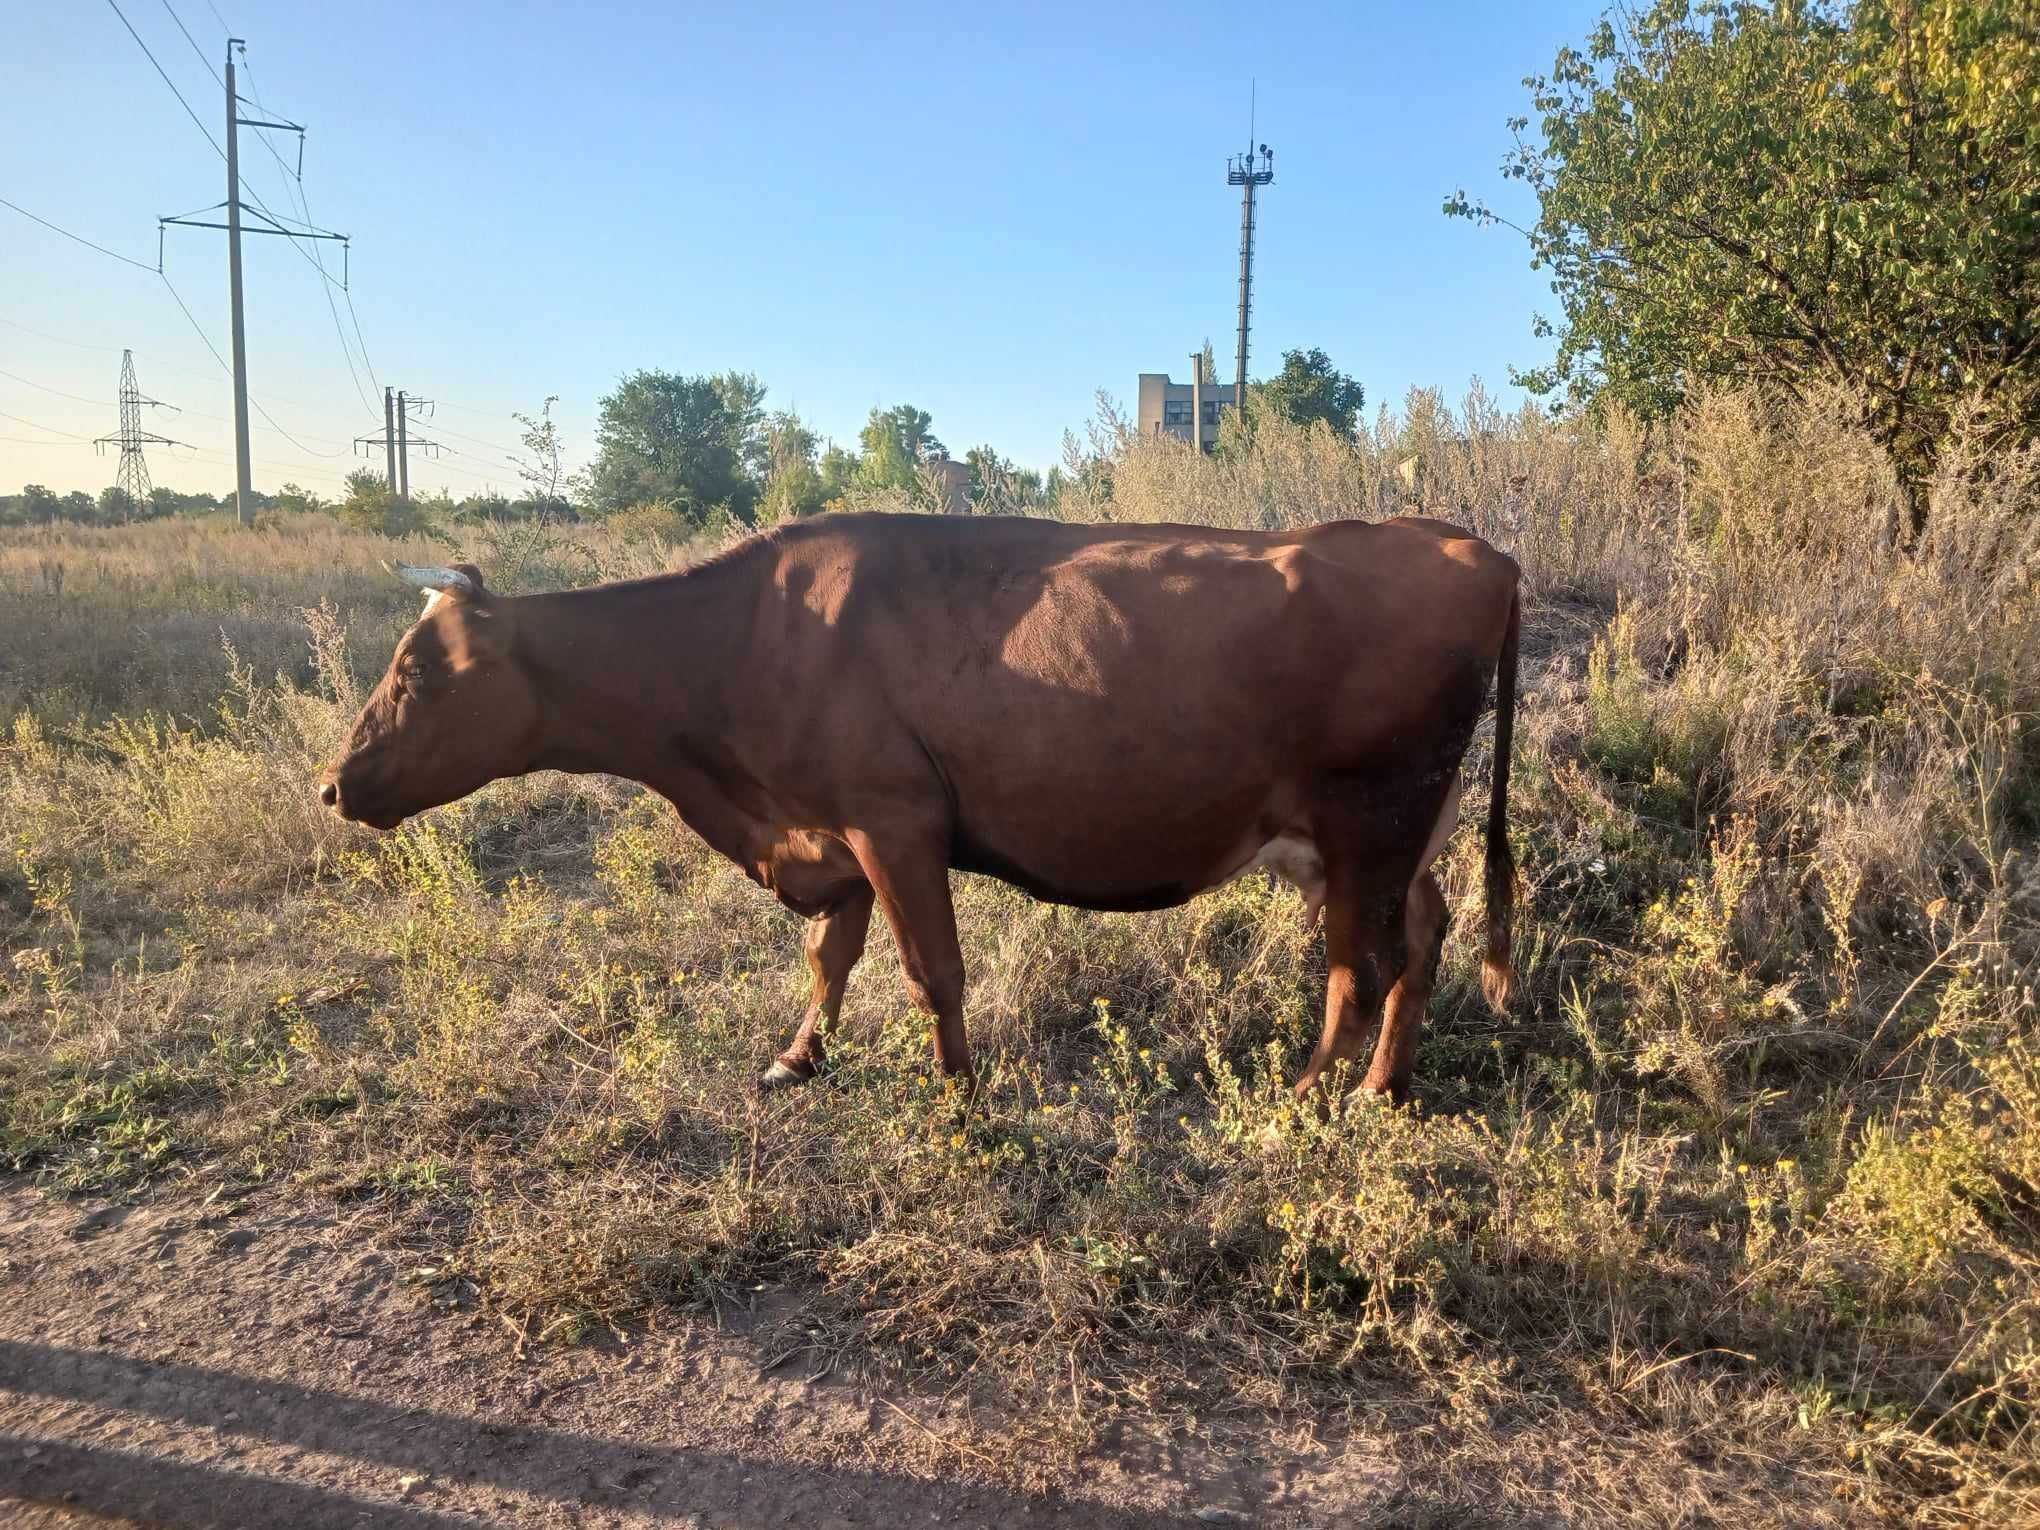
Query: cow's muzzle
[[318, 762, 402, 830]]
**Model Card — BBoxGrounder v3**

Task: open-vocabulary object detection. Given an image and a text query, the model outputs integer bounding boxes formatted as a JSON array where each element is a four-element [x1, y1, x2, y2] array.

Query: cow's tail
[[1481, 584, 1521, 1013]]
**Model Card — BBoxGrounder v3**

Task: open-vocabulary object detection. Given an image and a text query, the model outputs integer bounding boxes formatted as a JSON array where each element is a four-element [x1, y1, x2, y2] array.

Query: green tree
[[1250, 348, 1367, 441], [271, 482, 327, 515], [857, 404, 945, 492], [818, 442, 859, 507], [18, 485, 58, 525], [336, 466, 419, 536], [453, 490, 513, 525], [587, 370, 767, 523], [757, 411, 827, 525], [97, 486, 134, 524], [1448, 0, 2040, 469]]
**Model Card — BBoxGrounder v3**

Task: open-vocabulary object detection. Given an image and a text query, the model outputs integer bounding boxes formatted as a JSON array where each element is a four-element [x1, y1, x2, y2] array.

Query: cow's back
[[733, 513, 1513, 908]]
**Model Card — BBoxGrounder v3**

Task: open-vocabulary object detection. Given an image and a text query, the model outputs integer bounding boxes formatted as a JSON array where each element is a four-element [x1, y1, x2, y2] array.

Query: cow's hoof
[[1360, 1073, 1410, 1107], [756, 1059, 812, 1094]]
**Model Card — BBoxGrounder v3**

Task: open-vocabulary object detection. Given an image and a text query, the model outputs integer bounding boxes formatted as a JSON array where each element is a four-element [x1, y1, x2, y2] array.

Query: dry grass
[[0, 511, 699, 724], [4, 390, 2038, 1525]]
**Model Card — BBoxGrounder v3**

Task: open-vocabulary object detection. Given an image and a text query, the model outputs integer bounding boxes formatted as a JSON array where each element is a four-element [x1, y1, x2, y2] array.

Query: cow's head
[[317, 563, 541, 829]]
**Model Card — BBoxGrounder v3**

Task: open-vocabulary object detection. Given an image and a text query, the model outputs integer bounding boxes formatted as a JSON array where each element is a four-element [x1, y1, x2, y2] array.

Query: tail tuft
[[1481, 904, 1514, 1012]]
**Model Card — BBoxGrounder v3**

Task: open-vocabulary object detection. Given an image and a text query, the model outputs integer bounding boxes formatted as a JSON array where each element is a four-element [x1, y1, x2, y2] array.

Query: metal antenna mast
[[160, 38, 349, 527], [93, 350, 186, 521], [1226, 89, 1274, 405]]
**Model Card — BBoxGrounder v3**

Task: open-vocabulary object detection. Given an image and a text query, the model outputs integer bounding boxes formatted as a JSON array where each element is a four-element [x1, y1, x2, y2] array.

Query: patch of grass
[[3, 394, 2038, 1522]]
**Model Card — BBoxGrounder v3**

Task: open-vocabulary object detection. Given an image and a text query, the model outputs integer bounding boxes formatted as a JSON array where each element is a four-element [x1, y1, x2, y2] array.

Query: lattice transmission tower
[[93, 351, 186, 521]]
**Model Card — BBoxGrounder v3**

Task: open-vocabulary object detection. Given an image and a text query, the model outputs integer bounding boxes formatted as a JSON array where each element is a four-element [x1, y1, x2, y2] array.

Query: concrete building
[[1137, 366, 1241, 453]]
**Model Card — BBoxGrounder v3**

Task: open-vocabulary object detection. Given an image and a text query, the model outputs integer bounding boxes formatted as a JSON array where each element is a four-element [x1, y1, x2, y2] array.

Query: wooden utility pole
[[356, 389, 438, 495], [160, 38, 349, 525], [224, 42, 252, 525]]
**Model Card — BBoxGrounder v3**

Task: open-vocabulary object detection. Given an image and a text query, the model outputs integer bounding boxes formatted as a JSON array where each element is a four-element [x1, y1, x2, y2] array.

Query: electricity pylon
[[93, 350, 185, 522]]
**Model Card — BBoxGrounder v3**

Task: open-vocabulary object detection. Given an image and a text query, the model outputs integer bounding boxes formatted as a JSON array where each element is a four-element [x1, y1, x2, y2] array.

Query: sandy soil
[[0, 1181, 1421, 1529]]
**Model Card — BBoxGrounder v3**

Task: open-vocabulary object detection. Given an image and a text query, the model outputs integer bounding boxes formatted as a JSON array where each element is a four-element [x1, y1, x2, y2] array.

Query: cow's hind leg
[[1293, 867, 1405, 1101], [1361, 778, 1460, 1102], [1362, 870, 1448, 1103], [760, 884, 875, 1092], [1293, 775, 1458, 1104]]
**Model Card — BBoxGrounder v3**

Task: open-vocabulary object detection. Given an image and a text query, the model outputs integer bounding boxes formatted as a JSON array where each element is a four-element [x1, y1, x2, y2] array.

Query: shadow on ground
[[2, 1339, 1216, 1528]]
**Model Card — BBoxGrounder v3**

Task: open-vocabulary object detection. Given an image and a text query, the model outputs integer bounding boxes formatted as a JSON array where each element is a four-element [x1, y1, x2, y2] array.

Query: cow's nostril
[[319, 781, 339, 808]]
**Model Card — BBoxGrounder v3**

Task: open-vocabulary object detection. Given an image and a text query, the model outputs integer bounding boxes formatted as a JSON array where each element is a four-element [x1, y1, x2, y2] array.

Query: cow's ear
[[449, 564, 488, 597]]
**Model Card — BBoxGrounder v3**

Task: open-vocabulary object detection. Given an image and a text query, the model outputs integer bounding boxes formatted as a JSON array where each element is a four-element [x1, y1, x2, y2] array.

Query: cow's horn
[[385, 562, 476, 595]]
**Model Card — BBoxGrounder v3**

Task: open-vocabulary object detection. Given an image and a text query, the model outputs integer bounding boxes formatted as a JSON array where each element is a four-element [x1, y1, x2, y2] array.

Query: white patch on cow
[[419, 588, 444, 618], [1235, 831, 1327, 925]]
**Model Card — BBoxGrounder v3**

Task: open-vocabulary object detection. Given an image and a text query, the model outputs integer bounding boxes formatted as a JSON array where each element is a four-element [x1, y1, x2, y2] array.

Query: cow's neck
[[513, 568, 745, 782], [507, 562, 770, 867]]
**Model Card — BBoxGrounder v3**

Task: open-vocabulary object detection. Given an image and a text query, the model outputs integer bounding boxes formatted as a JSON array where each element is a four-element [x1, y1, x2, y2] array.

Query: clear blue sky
[[2, 0, 1602, 500]]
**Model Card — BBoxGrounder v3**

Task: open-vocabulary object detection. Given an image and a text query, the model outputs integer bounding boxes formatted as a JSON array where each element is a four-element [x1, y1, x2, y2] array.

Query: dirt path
[[0, 1182, 1408, 1529]]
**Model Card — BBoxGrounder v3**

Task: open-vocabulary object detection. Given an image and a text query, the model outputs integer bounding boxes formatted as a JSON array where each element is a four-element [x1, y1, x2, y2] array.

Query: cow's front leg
[[847, 831, 974, 1098], [759, 884, 875, 1092]]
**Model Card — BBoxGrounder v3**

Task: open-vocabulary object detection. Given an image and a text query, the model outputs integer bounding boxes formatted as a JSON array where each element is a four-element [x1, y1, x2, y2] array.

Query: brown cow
[[319, 513, 1519, 1103]]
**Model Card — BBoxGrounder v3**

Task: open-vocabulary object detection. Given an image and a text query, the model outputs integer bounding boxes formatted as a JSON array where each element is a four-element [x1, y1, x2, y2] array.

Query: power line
[[156, 15, 379, 434], [0, 407, 92, 441], [106, 0, 351, 300], [158, 269, 347, 457], [238, 52, 377, 418], [103, 0, 369, 423], [2, 357, 355, 445], [234, 50, 361, 300], [415, 448, 508, 484], [0, 338, 363, 477], [419, 416, 525, 457], [227, 42, 382, 406], [174, 444, 355, 485], [158, 268, 232, 374], [0, 368, 113, 407], [343, 288, 382, 400], [153, 40, 359, 519], [158, 0, 221, 87], [0, 196, 158, 273], [0, 317, 110, 351], [0, 321, 364, 421], [104, 0, 224, 159]]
